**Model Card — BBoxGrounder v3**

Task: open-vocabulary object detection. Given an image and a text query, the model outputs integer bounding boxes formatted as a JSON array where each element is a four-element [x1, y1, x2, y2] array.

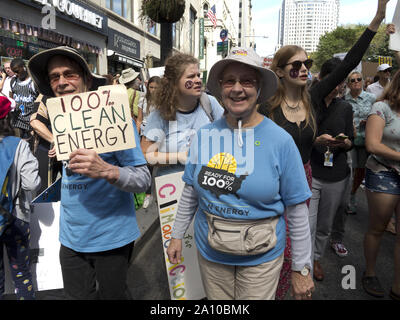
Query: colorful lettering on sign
[[158, 181, 188, 300], [158, 184, 176, 199]]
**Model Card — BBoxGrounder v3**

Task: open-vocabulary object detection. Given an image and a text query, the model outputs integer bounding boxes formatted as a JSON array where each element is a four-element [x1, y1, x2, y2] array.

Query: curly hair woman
[[141, 53, 224, 177]]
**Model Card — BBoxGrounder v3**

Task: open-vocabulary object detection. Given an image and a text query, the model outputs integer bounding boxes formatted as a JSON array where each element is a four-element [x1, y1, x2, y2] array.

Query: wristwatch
[[300, 266, 310, 276]]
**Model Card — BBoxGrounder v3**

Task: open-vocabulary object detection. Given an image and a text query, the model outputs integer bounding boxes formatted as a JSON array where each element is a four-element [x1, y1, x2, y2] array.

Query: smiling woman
[[167, 47, 315, 301]]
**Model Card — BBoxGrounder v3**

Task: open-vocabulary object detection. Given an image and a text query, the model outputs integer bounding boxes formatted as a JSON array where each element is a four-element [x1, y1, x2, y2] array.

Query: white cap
[[377, 63, 392, 72]]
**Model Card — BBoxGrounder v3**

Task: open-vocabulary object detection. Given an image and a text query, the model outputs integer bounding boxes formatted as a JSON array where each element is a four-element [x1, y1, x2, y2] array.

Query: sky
[[251, 0, 398, 57]]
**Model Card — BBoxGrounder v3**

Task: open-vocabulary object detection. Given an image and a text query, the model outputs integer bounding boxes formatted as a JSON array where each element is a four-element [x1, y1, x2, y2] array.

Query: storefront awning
[[108, 50, 144, 68]]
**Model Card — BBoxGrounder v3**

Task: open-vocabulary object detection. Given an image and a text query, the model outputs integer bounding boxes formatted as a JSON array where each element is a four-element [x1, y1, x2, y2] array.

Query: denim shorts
[[365, 168, 400, 195]]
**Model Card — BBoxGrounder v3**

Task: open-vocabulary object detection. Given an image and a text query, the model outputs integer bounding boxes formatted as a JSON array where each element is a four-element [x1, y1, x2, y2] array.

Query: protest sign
[[155, 171, 206, 300], [390, 0, 400, 51], [32, 177, 61, 203], [46, 85, 136, 161], [5, 202, 63, 293]]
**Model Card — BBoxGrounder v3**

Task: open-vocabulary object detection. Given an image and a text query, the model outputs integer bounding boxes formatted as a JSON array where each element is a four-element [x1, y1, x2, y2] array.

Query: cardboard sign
[[5, 202, 63, 294], [46, 85, 136, 161], [390, 0, 400, 51], [155, 171, 206, 300]]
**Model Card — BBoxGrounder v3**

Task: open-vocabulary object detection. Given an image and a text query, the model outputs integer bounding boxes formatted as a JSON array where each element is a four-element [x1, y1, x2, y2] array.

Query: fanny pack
[[204, 210, 279, 256]]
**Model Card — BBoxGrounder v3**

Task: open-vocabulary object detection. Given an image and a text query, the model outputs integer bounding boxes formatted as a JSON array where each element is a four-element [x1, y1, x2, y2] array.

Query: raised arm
[[312, 0, 390, 100]]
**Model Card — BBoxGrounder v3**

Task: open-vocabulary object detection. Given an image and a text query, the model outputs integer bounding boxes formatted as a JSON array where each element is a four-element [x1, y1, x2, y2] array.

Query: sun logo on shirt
[[207, 152, 237, 174]]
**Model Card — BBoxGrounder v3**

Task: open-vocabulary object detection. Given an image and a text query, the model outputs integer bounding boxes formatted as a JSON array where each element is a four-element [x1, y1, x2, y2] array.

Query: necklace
[[283, 98, 301, 113]]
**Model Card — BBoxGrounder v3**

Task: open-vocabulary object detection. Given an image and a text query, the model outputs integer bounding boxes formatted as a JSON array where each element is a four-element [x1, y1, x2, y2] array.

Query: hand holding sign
[[68, 148, 120, 182], [47, 85, 136, 161]]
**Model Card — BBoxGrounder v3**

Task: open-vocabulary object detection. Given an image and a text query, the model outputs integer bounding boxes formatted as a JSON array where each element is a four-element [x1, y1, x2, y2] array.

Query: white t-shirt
[[366, 81, 386, 99], [1, 76, 14, 97]]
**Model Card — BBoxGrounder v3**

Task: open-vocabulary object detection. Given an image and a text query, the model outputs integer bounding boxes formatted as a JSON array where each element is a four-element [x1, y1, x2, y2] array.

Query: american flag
[[207, 5, 217, 29]]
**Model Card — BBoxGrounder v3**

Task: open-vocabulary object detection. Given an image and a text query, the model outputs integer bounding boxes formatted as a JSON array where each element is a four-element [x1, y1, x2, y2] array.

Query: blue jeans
[[0, 218, 35, 300], [59, 242, 135, 300]]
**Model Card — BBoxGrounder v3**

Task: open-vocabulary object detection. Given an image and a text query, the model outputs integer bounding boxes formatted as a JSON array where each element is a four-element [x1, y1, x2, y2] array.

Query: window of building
[[203, 3, 209, 18], [146, 17, 158, 36], [106, 0, 133, 21], [173, 21, 181, 50]]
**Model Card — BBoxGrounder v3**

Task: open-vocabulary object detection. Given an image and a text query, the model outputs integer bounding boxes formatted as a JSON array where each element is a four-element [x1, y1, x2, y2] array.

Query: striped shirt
[[11, 77, 38, 131]]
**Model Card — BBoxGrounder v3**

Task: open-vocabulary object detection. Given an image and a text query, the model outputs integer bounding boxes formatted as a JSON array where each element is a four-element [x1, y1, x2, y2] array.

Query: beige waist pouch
[[204, 211, 279, 256]]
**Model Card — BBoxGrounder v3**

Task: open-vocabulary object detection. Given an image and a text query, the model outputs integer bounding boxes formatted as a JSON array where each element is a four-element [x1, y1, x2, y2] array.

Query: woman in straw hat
[[167, 48, 314, 300], [0, 96, 40, 300]]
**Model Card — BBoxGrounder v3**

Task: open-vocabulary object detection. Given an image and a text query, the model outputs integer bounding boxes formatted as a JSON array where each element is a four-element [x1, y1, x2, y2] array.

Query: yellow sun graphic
[[207, 153, 237, 174]]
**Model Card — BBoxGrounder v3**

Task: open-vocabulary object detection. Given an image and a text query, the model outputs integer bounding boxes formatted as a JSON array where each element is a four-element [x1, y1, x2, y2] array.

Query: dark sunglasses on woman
[[282, 59, 313, 71], [350, 77, 362, 83]]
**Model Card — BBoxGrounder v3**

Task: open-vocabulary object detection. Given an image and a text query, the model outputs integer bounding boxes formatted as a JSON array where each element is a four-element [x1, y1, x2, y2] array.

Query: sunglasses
[[220, 78, 258, 88], [49, 71, 81, 85], [282, 59, 313, 71], [350, 77, 362, 83]]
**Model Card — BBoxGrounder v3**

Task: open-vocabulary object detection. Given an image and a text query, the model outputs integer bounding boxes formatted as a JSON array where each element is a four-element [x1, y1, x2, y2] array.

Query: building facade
[[200, 0, 253, 82], [278, 0, 340, 53], [0, 0, 252, 83], [0, 0, 107, 74]]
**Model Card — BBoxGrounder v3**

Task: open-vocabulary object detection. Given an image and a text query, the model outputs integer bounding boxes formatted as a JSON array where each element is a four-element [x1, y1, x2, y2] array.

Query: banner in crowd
[[32, 177, 61, 203], [4, 202, 63, 294], [46, 85, 135, 161], [390, 0, 400, 51], [155, 171, 205, 300]]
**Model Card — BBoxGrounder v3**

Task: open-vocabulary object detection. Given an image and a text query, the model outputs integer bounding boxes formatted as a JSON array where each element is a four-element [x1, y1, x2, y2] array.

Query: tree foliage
[[310, 24, 395, 73]]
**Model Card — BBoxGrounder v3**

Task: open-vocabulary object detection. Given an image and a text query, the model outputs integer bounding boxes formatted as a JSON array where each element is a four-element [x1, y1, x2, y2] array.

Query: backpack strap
[[10, 77, 17, 92], [199, 92, 214, 122]]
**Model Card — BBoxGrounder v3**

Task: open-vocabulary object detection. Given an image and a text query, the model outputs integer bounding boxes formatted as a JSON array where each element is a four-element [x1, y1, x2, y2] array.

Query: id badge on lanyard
[[324, 147, 333, 167]]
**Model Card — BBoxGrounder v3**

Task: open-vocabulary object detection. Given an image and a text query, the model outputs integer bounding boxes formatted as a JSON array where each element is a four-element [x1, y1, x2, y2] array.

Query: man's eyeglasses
[[49, 71, 81, 85], [350, 77, 362, 83], [220, 78, 258, 88], [282, 59, 313, 71]]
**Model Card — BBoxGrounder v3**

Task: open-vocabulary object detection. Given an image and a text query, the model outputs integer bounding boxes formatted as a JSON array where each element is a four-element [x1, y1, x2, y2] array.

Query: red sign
[[6, 47, 23, 57], [263, 57, 273, 68]]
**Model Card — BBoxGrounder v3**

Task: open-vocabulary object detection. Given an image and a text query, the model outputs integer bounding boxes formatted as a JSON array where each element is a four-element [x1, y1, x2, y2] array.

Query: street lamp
[[243, 35, 269, 50]]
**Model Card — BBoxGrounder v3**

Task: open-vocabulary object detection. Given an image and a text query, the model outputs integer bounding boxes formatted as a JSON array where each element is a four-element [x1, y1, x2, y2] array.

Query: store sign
[[217, 41, 228, 54], [32, 0, 104, 29], [199, 18, 204, 60], [108, 29, 140, 60]]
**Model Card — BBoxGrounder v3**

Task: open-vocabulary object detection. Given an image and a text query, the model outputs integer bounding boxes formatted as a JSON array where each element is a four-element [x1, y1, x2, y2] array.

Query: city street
[[4, 186, 395, 301], [130, 187, 397, 301]]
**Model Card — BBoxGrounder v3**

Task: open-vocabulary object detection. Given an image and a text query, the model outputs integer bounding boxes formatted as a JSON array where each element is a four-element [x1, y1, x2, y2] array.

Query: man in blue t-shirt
[[28, 47, 151, 300]]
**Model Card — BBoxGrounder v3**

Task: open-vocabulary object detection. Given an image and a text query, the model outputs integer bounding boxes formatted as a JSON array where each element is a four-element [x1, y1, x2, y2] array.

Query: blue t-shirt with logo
[[59, 126, 147, 252], [183, 117, 311, 266]]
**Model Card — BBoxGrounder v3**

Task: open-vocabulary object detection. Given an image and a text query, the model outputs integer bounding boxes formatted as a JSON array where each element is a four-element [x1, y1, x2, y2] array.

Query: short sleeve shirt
[[366, 101, 400, 173], [344, 90, 376, 129], [183, 117, 312, 266], [143, 95, 224, 153]]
